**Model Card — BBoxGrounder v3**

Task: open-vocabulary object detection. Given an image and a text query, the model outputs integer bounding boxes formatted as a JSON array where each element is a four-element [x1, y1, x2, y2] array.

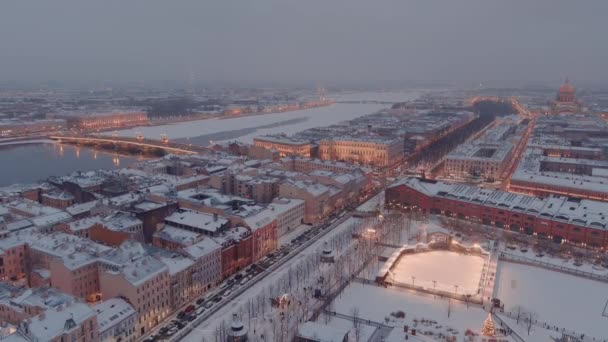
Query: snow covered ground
[[180, 216, 364, 342], [317, 315, 377, 342], [333, 282, 487, 340], [356, 190, 384, 213], [496, 262, 608, 339], [391, 251, 486, 295], [501, 245, 608, 278]]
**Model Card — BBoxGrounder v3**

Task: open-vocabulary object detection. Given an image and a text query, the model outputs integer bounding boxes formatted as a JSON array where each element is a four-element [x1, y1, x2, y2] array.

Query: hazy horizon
[[2, 0, 607, 86]]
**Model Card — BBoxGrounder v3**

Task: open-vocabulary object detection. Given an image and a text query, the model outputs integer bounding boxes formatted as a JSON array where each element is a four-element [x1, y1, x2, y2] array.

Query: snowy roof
[[183, 237, 221, 259], [106, 255, 167, 287], [512, 148, 608, 194], [65, 200, 98, 216], [27, 232, 111, 270], [94, 298, 136, 334], [6, 200, 62, 217], [101, 212, 142, 232], [31, 211, 72, 228], [156, 252, 195, 275], [0, 285, 74, 313], [154, 225, 202, 246], [133, 200, 165, 211], [67, 216, 102, 232], [164, 210, 228, 234], [297, 321, 350, 342], [396, 177, 608, 230], [27, 302, 96, 341]]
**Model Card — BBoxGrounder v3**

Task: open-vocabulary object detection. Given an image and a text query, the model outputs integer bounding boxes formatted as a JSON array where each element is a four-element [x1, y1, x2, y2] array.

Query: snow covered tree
[[481, 313, 496, 337]]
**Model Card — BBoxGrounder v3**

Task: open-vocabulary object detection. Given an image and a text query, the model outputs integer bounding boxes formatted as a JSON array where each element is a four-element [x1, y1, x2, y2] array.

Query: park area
[[496, 262, 608, 340]]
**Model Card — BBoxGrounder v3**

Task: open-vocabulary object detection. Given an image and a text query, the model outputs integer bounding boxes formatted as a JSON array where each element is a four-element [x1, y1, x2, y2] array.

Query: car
[[196, 307, 205, 316], [167, 327, 178, 336], [222, 289, 232, 297], [266, 252, 275, 258], [196, 297, 205, 305], [213, 296, 222, 303], [226, 279, 235, 285], [240, 277, 249, 285], [177, 311, 186, 319], [185, 305, 195, 313], [204, 302, 214, 309], [187, 314, 197, 322], [235, 273, 243, 280], [176, 321, 185, 329]]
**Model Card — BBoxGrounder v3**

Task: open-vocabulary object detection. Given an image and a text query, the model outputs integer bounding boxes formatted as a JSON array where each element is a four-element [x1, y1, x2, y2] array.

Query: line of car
[[144, 209, 352, 342]]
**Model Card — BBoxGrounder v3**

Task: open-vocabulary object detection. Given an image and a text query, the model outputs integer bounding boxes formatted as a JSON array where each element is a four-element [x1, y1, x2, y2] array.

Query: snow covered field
[[333, 283, 487, 339], [496, 262, 608, 339], [391, 251, 486, 295]]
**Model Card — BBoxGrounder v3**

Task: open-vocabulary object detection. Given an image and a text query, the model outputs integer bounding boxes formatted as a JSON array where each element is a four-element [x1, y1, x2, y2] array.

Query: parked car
[[204, 302, 214, 309], [184, 305, 195, 313], [177, 311, 186, 319], [196, 307, 205, 316]]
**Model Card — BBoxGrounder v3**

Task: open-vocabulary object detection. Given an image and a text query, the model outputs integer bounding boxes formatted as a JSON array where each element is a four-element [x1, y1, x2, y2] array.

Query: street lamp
[[411, 276, 416, 286]]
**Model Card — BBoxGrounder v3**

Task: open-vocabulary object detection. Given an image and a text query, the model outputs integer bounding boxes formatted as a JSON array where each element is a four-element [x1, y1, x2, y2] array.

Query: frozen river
[[113, 90, 423, 146]]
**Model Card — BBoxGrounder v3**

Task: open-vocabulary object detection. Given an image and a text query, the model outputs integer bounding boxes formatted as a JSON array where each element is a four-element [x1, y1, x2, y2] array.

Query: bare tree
[[447, 298, 452, 318], [524, 311, 539, 335], [352, 307, 362, 342]]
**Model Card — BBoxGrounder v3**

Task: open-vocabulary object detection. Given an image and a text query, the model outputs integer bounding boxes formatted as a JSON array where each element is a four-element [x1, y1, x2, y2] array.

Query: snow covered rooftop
[[164, 210, 228, 234], [394, 177, 608, 230], [27, 232, 111, 270], [65, 200, 98, 216], [183, 237, 221, 259], [101, 211, 142, 232], [94, 298, 136, 335], [67, 216, 102, 232], [154, 225, 202, 246], [297, 321, 350, 342], [27, 302, 96, 341]]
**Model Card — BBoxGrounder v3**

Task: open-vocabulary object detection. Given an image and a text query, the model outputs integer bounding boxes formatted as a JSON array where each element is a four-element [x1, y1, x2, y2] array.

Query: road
[[143, 210, 355, 341]]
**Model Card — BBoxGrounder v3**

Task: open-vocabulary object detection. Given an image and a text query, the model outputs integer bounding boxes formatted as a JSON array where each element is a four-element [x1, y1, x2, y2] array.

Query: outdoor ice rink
[[391, 250, 486, 295]]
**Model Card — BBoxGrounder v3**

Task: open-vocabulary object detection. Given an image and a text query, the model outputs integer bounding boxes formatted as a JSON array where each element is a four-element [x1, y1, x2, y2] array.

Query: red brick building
[[386, 177, 608, 248]]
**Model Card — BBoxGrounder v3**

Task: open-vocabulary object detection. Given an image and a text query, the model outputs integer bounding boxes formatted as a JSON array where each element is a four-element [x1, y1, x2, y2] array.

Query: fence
[[500, 252, 608, 283], [492, 313, 526, 342]]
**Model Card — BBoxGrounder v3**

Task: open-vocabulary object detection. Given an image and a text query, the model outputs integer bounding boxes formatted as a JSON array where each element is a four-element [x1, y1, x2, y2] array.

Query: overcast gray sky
[[1, 0, 606, 85]]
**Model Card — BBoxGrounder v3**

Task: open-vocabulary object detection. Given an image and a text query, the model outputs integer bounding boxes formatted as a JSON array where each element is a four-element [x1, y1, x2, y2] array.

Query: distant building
[[55, 110, 148, 131], [551, 79, 583, 114], [386, 177, 608, 248], [318, 136, 403, 167], [253, 135, 313, 158]]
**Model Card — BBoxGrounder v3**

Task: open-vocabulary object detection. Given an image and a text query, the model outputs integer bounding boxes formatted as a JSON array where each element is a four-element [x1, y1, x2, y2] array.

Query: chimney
[[213, 213, 218, 222]]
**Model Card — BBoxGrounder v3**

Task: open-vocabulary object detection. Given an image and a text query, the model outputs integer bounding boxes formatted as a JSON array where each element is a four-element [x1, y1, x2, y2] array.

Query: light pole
[[411, 276, 416, 286], [454, 285, 458, 294]]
